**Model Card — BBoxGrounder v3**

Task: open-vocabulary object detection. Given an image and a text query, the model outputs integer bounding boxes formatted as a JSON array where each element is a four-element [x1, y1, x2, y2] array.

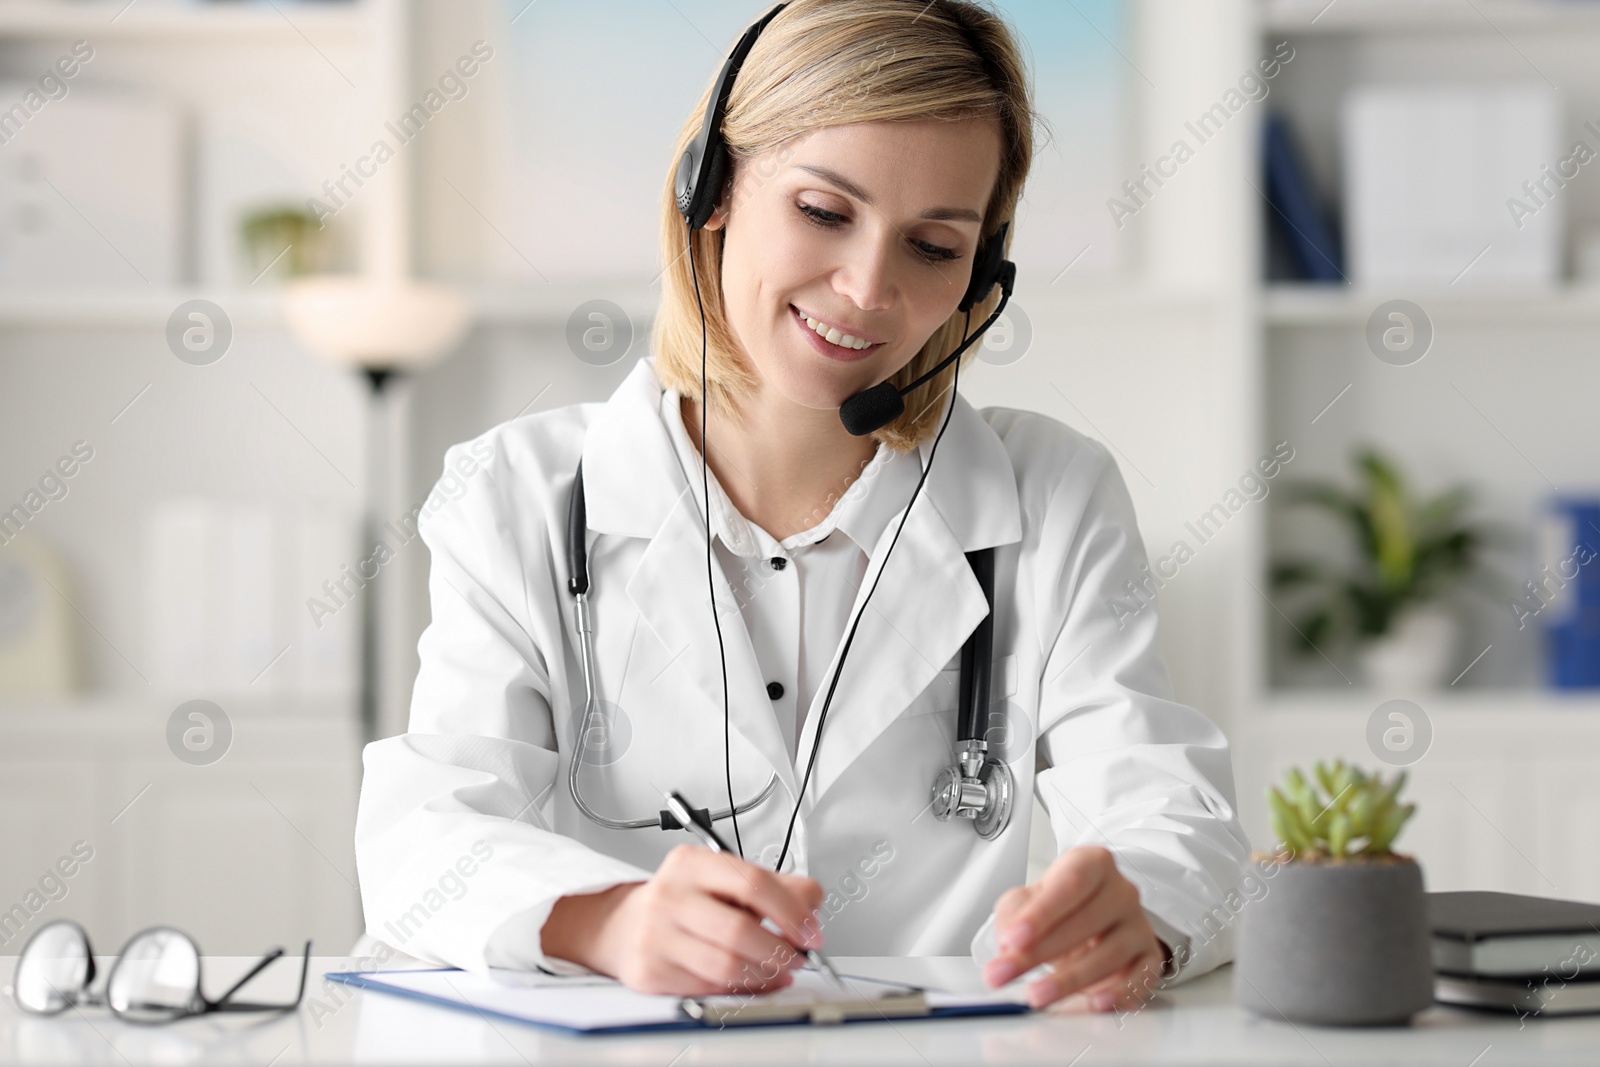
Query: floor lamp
[[282, 278, 470, 742]]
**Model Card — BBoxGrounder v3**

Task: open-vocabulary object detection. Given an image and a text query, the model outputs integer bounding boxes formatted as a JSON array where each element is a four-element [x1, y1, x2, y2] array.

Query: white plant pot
[[1358, 603, 1459, 693]]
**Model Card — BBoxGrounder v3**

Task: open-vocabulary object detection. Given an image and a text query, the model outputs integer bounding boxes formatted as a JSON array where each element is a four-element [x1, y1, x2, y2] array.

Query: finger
[[773, 872, 826, 943], [670, 923, 798, 993], [984, 899, 1107, 989], [684, 851, 823, 948], [1025, 919, 1147, 1010], [1005, 874, 1136, 973], [994, 847, 1113, 957], [774, 871, 825, 914], [626, 954, 765, 998], [1077, 948, 1167, 1013], [989, 883, 1039, 938], [674, 892, 808, 971]]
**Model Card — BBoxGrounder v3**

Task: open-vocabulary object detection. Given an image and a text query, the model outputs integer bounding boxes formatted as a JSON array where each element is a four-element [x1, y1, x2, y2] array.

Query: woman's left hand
[[981, 845, 1170, 1012]]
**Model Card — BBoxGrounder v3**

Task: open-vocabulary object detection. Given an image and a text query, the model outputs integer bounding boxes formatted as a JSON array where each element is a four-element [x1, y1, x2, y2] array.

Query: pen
[[663, 790, 845, 989]]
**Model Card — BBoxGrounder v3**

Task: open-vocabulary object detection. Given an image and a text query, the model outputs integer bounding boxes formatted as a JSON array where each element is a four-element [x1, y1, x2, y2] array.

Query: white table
[[1, 955, 1595, 1065]]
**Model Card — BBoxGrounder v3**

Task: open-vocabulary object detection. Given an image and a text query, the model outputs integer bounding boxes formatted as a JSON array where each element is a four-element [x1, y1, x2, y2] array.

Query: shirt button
[[766, 681, 785, 700], [770, 557, 787, 571]]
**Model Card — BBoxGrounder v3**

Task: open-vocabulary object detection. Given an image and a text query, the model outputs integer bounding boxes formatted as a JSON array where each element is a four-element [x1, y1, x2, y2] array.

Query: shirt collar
[[658, 385, 921, 559], [579, 357, 1022, 554]]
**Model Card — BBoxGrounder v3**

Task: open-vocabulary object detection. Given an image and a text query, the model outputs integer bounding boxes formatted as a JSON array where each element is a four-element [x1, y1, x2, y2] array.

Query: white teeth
[[799, 309, 874, 350]]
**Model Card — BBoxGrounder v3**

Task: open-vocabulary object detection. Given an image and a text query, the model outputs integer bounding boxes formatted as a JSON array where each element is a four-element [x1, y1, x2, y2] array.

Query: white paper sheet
[[339, 967, 1022, 1033]]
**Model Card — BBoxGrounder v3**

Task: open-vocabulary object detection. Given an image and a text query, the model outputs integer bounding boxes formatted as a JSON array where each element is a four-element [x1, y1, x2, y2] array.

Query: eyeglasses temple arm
[[211, 947, 284, 1008], [215, 940, 313, 1012]]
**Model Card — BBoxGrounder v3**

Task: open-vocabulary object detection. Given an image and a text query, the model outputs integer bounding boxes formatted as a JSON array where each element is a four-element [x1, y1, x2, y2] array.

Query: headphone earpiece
[[676, 3, 788, 233], [958, 220, 1012, 313]]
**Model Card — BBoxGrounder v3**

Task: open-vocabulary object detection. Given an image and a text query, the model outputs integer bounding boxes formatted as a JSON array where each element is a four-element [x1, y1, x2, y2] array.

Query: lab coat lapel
[[624, 490, 800, 803], [795, 393, 1022, 806], [580, 359, 799, 804], [794, 497, 988, 804]]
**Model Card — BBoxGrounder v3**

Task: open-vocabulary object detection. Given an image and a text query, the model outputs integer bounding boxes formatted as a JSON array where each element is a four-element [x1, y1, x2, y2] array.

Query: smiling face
[[703, 117, 1003, 414]]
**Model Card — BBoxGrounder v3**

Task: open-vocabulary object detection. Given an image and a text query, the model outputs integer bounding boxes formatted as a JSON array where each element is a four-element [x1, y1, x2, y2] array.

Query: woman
[[354, 0, 1251, 1015]]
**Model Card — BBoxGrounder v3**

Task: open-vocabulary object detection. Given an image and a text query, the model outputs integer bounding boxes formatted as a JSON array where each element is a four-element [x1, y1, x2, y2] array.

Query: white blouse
[[656, 387, 923, 764]]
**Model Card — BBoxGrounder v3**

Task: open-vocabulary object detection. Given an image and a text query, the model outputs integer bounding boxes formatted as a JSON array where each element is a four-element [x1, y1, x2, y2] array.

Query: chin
[[770, 355, 877, 413]]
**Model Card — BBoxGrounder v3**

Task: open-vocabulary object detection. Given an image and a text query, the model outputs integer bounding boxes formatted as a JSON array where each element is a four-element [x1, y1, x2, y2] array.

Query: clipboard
[[324, 966, 1029, 1035]]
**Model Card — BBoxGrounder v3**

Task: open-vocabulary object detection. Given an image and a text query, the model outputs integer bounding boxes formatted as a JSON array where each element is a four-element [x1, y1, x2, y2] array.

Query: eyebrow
[[795, 164, 983, 224]]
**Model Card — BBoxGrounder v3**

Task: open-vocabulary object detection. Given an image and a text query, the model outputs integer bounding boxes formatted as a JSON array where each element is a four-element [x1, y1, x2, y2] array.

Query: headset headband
[[673, 1, 1013, 313], [675, 3, 789, 231]]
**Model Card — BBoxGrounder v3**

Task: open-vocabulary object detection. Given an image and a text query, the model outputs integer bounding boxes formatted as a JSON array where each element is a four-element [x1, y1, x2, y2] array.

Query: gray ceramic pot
[[1234, 856, 1433, 1026]]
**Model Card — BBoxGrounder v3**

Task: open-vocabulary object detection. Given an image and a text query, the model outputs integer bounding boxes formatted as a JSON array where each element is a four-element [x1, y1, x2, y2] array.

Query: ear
[[703, 198, 730, 232]]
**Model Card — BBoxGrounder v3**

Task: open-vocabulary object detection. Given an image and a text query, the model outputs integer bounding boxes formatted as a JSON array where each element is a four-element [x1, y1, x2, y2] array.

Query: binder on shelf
[[1535, 498, 1600, 688], [1263, 111, 1344, 283]]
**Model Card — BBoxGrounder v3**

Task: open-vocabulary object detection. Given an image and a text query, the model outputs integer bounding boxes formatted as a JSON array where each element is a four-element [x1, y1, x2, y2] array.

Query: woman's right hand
[[541, 845, 826, 996]]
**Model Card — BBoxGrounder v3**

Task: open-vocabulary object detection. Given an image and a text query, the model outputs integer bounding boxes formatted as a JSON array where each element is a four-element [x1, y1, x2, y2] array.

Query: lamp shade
[[282, 275, 471, 371]]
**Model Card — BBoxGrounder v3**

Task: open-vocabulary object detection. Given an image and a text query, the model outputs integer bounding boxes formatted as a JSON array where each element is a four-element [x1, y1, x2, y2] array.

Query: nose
[[833, 228, 896, 313]]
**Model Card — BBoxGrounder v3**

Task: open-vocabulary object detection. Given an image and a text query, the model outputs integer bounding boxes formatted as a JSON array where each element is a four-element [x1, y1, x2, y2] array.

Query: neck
[[680, 382, 879, 543]]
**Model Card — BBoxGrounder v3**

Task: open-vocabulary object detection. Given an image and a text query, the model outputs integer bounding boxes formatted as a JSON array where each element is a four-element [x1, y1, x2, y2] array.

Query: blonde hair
[[651, 0, 1041, 453]]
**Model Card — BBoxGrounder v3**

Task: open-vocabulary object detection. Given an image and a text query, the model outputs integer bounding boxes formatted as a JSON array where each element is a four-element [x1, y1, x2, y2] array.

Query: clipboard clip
[[680, 987, 930, 1027]]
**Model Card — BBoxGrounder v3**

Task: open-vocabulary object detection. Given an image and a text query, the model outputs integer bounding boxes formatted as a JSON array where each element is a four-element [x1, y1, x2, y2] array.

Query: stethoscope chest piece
[[928, 546, 1012, 840], [931, 746, 1014, 840]]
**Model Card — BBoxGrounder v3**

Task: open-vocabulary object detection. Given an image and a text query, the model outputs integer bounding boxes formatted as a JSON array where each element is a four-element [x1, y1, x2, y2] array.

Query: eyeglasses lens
[[15, 922, 90, 1014], [108, 929, 201, 1023]]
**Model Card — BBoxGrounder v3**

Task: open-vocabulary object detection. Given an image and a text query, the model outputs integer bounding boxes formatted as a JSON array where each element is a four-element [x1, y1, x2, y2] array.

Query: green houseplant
[[239, 204, 327, 283], [1267, 760, 1415, 861], [1235, 761, 1433, 1026], [1270, 446, 1505, 690]]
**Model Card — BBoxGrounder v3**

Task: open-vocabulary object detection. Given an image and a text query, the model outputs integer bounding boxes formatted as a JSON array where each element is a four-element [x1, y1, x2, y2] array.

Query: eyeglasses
[[10, 919, 310, 1025]]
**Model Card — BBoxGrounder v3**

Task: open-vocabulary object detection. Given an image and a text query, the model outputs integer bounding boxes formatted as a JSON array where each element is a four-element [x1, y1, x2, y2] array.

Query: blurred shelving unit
[[1262, 0, 1600, 33], [0, 1, 367, 38], [1233, 0, 1600, 902], [0, 0, 391, 955], [1264, 283, 1600, 325]]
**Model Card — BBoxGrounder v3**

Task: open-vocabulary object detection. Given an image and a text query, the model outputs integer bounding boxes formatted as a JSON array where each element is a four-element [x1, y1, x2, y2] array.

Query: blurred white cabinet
[[1239, 694, 1600, 905], [0, 699, 362, 956]]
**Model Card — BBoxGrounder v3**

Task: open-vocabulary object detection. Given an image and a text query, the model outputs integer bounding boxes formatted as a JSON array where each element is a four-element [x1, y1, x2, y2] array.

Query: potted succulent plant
[[1270, 447, 1506, 691], [1234, 760, 1433, 1026]]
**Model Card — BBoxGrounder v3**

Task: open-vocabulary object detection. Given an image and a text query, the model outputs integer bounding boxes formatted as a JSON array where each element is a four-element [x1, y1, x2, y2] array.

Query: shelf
[[1260, 688, 1600, 718], [0, 289, 291, 328], [1262, 284, 1600, 326], [1262, 0, 1600, 35], [0, 690, 360, 729], [0, 0, 368, 41]]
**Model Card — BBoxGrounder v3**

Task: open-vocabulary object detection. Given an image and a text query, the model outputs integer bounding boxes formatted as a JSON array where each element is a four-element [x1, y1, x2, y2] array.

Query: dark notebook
[[1431, 891, 1600, 978]]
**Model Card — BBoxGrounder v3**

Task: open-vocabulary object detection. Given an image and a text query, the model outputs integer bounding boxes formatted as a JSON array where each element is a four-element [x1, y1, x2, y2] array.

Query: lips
[[790, 304, 884, 363]]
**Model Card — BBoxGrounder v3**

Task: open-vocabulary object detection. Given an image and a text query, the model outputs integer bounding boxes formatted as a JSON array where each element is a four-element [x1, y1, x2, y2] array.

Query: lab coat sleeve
[[1000, 437, 1252, 986], [354, 446, 654, 975]]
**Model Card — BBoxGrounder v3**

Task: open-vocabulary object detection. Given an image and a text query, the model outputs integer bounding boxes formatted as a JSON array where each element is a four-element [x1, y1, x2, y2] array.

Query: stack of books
[[1432, 891, 1600, 1017]]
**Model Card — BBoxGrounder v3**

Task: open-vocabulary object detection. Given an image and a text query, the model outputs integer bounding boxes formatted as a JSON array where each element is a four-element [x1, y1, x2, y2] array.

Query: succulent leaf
[[1269, 762, 1414, 859]]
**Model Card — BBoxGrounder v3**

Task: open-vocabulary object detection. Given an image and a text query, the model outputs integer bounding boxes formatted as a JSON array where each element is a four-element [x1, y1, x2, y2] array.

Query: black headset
[[671, 0, 1016, 868]]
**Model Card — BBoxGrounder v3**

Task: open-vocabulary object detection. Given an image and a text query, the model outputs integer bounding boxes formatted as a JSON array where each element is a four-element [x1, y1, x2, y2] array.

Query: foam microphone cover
[[839, 381, 905, 436]]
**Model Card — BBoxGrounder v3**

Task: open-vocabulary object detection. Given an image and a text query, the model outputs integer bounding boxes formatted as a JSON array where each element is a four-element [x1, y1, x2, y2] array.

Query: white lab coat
[[354, 356, 1252, 984]]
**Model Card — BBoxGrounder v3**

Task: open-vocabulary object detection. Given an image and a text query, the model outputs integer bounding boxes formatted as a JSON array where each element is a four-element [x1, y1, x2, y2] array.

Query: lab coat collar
[[582, 357, 1022, 554], [581, 356, 1022, 817]]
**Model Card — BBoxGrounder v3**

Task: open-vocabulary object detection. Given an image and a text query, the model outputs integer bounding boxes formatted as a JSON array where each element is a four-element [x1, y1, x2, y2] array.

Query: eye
[[796, 203, 964, 265], [912, 239, 960, 264], [797, 202, 846, 227]]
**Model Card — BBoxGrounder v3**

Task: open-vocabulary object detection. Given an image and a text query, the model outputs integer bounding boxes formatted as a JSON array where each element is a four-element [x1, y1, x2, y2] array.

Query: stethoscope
[[563, 462, 1013, 841], [562, 0, 1018, 857]]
